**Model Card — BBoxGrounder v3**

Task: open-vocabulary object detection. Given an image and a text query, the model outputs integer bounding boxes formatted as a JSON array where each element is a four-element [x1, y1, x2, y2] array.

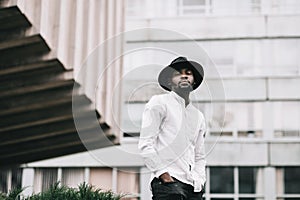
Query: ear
[[167, 78, 172, 85]]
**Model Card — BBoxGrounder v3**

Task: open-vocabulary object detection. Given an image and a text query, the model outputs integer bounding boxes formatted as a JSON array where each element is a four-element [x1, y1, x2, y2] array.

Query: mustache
[[178, 80, 191, 84]]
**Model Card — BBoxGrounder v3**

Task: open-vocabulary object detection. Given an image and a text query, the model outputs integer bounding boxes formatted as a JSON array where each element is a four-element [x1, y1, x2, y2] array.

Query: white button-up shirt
[[138, 91, 206, 192]]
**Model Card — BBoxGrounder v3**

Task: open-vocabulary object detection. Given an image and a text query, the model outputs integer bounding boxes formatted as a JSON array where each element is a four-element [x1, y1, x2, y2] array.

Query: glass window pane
[[117, 168, 140, 199], [239, 167, 263, 194], [34, 168, 58, 192], [284, 167, 300, 193], [283, 199, 300, 200], [42, 169, 57, 191], [210, 167, 234, 193], [0, 170, 8, 193], [11, 169, 22, 189], [89, 168, 112, 191], [62, 168, 84, 188], [239, 167, 255, 193]]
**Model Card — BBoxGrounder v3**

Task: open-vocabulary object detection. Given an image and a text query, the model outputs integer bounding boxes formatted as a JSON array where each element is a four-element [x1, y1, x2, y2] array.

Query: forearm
[[194, 157, 206, 185], [138, 141, 169, 177]]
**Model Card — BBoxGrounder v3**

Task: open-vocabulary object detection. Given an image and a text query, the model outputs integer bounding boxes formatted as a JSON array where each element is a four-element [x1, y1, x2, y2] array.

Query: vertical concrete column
[[95, 0, 108, 117], [57, 0, 76, 69], [140, 167, 152, 200], [7, 170, 12, 192], [234, 167, 239, 200], [21, 168, 35, 197], [112, 167, 118, 193], [74, 0, 88, 76], [112, 0, 125, 138], [103, 0, 115, 124], [264, 167, 276, 200], [57, 168, 62, 184], [84, 0, 99, 104], [84, 167, 90, 183]]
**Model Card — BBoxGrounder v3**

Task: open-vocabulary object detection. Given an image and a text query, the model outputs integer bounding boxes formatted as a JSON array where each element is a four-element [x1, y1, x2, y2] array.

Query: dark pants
[[151, 177, 204, 200]]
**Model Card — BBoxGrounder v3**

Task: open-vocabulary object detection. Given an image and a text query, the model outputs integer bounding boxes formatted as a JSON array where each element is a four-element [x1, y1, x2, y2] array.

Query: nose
[[180, 74, 188, 79]]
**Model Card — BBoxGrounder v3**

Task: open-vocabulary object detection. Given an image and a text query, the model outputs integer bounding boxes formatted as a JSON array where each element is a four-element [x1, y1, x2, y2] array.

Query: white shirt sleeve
[[138, 96, 168, 177], [193, 117, 207, 192]]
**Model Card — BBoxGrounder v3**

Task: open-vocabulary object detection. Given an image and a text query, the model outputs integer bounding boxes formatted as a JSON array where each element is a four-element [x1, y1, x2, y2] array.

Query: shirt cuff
[[193, 179, 204, 192], [154, 169, 169, 178]]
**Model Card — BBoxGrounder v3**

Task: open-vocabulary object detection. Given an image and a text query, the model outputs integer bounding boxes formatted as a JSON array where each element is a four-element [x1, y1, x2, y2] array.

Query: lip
[[179, 80, 190, 84]]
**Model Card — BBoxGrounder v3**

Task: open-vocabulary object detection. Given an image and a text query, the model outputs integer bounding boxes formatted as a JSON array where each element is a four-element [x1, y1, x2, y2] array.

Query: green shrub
[[0, 182, 122, 200], [0, 187, 23, 200]]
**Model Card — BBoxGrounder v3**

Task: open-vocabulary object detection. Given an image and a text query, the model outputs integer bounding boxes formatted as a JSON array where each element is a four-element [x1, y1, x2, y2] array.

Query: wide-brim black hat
[[158, 57, 204, 91]]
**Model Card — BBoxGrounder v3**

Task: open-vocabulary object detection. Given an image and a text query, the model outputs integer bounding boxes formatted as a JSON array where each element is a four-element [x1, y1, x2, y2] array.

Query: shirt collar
[[170, 91, 191, 107]]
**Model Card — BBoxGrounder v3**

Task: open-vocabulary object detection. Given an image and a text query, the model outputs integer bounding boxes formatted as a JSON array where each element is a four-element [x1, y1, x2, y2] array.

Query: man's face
[[170, 68, 195, 91]]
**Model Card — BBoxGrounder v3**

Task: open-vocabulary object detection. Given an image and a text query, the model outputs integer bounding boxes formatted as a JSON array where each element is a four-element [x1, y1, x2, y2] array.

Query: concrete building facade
[[1, 1, 300, 200]]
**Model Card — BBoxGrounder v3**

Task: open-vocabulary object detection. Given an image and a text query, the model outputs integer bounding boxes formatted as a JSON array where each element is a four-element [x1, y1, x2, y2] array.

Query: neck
[[173, 90, 190, 106]]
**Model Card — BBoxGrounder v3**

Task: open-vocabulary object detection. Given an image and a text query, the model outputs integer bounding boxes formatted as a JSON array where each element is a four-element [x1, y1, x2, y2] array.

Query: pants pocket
[[151, 178, 186, 200]]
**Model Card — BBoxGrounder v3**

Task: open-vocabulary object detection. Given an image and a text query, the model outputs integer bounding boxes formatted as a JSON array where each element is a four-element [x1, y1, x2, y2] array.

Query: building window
[[276, 167, 300, 199], [0, 170, 8, 193], [117, 168, 140, 200], [208, 167, 264, 199], [34, 168, 57, 193], [239, 167, 263, 194], [11, 169, 22, 191], [89, 168, 113, 191], [0, 168, 22, 193], [89, 167, 140, 199], [284, 167, 300, 194], [210, 167, 234, 194], [61, 168, 85, 188]]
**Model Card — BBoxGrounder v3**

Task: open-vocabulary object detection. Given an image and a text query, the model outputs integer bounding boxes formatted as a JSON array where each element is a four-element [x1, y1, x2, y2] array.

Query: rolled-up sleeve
[[138, 96, 168, 177]]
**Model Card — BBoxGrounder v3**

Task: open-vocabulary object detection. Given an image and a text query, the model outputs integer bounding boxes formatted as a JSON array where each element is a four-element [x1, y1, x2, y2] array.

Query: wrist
[[159, 172, 174, 182]]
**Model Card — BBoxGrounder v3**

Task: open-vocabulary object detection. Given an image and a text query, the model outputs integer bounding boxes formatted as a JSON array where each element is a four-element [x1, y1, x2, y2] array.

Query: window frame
[[206, 166, 265, 200]]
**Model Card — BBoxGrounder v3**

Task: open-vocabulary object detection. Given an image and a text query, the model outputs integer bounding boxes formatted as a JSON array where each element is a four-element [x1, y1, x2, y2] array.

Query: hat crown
[[170, 57, 188, 65], [158, 56, 204, 91]]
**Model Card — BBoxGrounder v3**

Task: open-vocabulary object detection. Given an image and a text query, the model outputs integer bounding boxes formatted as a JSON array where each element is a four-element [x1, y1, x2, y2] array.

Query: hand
[[159, 172, 175, 183]]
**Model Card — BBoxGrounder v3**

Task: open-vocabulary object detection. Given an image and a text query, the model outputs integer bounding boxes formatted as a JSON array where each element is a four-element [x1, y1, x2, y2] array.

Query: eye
[[186, 70, 193, 75], [173, 71, 180, 75]]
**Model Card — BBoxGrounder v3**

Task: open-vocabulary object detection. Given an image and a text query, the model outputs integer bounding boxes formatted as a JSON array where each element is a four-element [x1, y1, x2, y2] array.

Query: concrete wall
[[24, 140, 300, 167], [123, 77, 300, 102], [126, 15, 300, 40]]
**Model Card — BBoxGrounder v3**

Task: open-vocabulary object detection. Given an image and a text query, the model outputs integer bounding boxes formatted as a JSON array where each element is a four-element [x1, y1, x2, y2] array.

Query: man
[[138, 57, 206, 200]]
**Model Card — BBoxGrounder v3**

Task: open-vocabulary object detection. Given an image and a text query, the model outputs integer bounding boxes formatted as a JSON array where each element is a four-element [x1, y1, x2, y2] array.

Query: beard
[[173, 81, 193, 92]]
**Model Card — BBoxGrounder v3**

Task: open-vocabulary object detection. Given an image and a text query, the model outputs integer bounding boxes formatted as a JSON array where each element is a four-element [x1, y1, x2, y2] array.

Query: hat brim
[[158, 60, 204, 91]]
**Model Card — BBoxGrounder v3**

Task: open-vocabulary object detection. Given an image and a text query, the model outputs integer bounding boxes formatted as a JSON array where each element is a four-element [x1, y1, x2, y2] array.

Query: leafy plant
[[0, 182, 123, 200], [0, 187, 23, 200]]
